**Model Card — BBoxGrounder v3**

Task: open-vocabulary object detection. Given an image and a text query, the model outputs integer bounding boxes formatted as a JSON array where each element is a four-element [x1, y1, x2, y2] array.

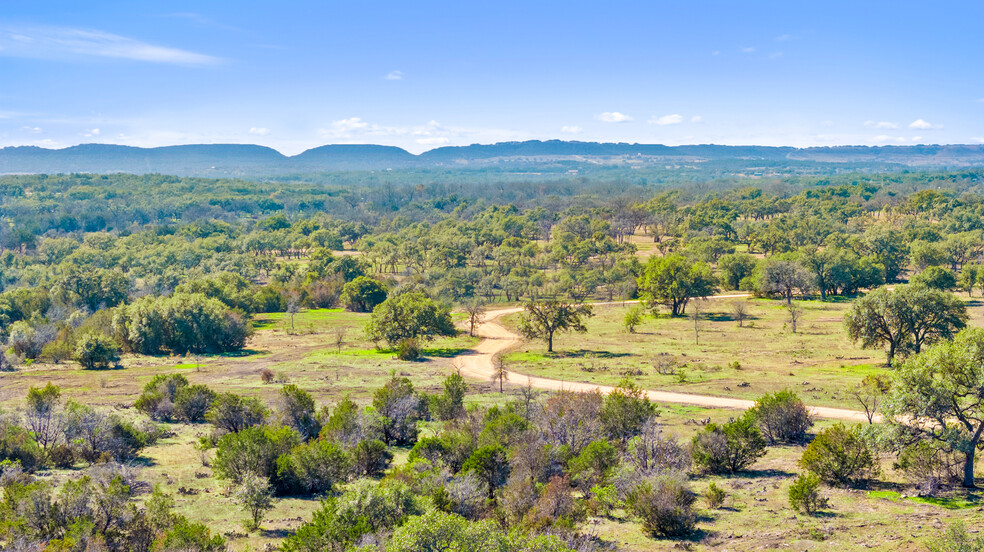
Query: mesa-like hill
[[3, 140, 984, 177]]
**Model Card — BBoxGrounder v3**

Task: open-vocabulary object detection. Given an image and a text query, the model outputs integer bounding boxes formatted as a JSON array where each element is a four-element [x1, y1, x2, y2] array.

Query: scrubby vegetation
[[5, 169, 984, 549]]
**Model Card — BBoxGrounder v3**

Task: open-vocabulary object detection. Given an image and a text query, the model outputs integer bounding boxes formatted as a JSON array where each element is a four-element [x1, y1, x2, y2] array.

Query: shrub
[[340, 276, 387, 312], [567, 439, 619, 490], [213, 425, 300, 485], [134, 374, 189, 421], [430, 372, 467, 421], [748, 390, 813, 444], [276, 439, 351, 495], [396, 338, 421, 361], [207, 393, 267, 433], [799, 423, 880, 487], [41, 339, 73, 364], [173, 384, 217, 423], [112, 292, 252, 354], [352, 439, 392, 477], [461, 445, 509, 499], [624, 307, 644, 333], [925, 521, 984, 552], [260, 368, 275, 383], [73, 333, 121, 370], [627, 474, 697, 537], [599, 379, 657, 442], [704, 482, 726, 509], [528, 475, 580, 529], [277, 384, 321, 440], [372, 374, 423, 446], [281, 480, 422, 552], [692, 415, 767, 474], [233, 471, 274, 531], [788, 473, 829, 514], [894, 441, 963, 495], [912, 266, 958, 291]]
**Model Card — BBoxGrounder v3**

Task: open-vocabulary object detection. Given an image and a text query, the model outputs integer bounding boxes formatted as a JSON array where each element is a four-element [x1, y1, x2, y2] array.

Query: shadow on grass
[[424, 347, 473, 358], [729, 468, 797, 479], [219, 348, 268, 358], [260, 528, 293, 539], [546, 349, 633, 359], [705, 312, 759, 323]]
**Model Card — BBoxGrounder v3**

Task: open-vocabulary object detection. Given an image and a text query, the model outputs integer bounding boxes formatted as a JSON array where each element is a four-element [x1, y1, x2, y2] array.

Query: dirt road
[[456, 297, 877, 423]]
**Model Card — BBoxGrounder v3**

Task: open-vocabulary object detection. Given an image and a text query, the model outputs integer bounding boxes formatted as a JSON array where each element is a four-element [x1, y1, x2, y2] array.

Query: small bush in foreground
[[627, 475, 697, 537], [788, 473, 829, 515]]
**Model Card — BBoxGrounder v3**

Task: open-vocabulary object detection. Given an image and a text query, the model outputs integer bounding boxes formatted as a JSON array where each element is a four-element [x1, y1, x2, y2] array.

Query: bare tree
[[490, 355, 509, 393], [465, 302, 487, 337], [331, 326, 348, 353], [732, 302, 749, 327], [689, 299, 704, 345], [786, 302, 803, 333], [851, 374, 891, 424], [286, 293, 301, 334]]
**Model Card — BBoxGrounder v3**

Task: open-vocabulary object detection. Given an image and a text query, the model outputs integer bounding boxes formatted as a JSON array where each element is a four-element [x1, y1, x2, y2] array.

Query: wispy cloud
[[82, 128, 100, 138], [385, 70, 404, 81], [776, 34, 793, 42], [909, 118, 941, 130], [596, 111, 632, 123], [690, 116, 704, 124], [416, 137, 449, 146], [741, 46, 756, 53], [864, 120, 899, 129], [0, 25, 221, 65], [649, 114, 684, 125], [560, 126, 582, 134], [22, 126, 42, 134], [249, 127, 270, 136]]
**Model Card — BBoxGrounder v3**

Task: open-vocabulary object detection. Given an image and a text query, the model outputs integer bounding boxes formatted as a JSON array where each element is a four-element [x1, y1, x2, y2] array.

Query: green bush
[[925, 521, 984, 552], [788, 473, 829, 514], [748, 390, 812, 444], [173, 384, 217, 423], [704, 482, 726, 509], [799, 423, 880, 487], [73, 333, 121, 370], [692, 415, 767, 474]]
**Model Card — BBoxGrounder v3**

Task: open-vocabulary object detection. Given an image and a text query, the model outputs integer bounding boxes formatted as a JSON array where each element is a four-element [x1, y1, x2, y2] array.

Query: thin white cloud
[[973, 137, 984, 144], [385, 70, 404, 81], [909, 118, 940, 129], [22, 126, 42, 134], [776, 34, 793, 42], [690, 116, 703, 123], [560, 126, 582, 134], [741, 47, 756, 53], [911, 136, 923, 142], [864, 120, 899, 129], [596, 111, 632, 123], [82, 128, 100, 138], [249, 127, 270, 136], [416, 137, 449, 145], [769, 52, 783, 59], [711, 50, 720, 56], [0, 25, 221, 65], [649, 114, 684, 126], [872, 135, 906, 143]]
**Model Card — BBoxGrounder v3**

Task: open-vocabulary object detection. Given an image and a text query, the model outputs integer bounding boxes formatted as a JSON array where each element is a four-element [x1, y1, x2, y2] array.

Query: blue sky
[[1, 1, 982, 154]]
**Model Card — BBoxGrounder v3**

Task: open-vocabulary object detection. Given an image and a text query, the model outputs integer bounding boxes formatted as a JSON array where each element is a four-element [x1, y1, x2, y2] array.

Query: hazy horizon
[[2, 1, 983, 155]]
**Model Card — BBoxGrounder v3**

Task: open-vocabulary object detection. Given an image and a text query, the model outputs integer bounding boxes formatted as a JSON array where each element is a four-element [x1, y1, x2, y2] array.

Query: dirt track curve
[[456, 296, 877, 423]]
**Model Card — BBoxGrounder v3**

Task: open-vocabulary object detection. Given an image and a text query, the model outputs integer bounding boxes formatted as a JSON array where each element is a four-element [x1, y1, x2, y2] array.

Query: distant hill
[[3, 140, 984, 177]]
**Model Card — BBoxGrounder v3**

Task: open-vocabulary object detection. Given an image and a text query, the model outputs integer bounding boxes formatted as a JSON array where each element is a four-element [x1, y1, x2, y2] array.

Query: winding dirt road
[[456, 297, 876, 423]]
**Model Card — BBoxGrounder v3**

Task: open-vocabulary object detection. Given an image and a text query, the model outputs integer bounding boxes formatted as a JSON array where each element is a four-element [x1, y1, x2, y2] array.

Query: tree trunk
[[964, 449, 976, 487], [963, 424, 984, 487], [547, 333, 553, 353]]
